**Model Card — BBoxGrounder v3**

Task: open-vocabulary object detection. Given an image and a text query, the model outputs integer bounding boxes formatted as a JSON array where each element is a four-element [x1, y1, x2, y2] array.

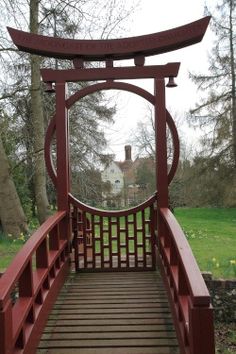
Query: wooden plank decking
[[37, 271, 179, 354]]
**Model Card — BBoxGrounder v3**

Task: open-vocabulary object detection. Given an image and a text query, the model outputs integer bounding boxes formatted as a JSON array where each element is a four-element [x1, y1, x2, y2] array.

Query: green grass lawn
[[0, 238, 24, 273], [175, 208, 236, 279], [0, 208, 235, 279]]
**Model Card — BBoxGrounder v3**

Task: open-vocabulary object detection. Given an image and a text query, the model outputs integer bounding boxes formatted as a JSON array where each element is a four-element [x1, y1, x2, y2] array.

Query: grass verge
[[175, 208, 236, 279]]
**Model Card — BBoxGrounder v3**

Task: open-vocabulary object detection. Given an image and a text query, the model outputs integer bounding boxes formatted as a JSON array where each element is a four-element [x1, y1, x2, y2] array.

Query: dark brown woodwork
[[71, 195, 156, 272], [41, 63, 180, 83], [37, 271, 179, 354], [44, 81, 180, 190], [0, 16, 215, 354], [8, 16, 210, 61]]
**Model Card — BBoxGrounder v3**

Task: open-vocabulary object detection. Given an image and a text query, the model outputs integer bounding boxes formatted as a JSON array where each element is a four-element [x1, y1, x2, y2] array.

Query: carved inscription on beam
[[8, 17, 210, 61]]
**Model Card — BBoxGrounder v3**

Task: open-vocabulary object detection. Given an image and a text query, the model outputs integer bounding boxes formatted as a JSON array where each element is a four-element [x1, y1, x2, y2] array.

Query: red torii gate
[[0, 16, 215, 354], [7, 15, 210, 251]]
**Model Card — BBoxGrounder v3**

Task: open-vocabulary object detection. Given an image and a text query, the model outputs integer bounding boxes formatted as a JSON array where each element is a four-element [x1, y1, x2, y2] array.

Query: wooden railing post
[[154, 78, 168, 209], [55, 81, 71, 248], [189, 305, 215, 354], [154, 78, 169, 253], [19, 260, 34, 297], [36, 239, 49, 268], [159, 208, 215, 354], [0, 299, 13, 354]]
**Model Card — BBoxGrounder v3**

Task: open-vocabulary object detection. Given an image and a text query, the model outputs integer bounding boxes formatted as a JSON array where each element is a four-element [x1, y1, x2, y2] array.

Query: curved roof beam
[[7, 16, 210, 61]]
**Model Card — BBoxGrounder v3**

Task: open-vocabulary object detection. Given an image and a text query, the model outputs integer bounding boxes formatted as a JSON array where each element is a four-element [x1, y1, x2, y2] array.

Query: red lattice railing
[[158, 208, 215, 354], [0, 211, 70, 354], [70, 193, 157, 271]]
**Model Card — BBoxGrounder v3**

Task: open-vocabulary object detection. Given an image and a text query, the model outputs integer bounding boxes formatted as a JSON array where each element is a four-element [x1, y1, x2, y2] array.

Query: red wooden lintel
[[41, 62, 180, 83], [7, 17, 210, 61]]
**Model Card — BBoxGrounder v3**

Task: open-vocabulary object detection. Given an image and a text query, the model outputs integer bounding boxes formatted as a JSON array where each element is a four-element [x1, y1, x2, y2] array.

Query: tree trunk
[[229, 0, 236, 168], [0, 136, 28, 237], [29, 0, 50, 223]]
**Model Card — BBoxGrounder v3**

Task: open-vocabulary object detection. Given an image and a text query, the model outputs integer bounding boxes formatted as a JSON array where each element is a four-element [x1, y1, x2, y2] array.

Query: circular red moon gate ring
[[45, 81, 179, 189]]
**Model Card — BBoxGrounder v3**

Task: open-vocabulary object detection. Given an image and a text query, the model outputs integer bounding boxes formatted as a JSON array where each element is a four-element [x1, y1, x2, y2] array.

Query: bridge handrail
[[69, 192, 157, 217], [0, 210, 70, 354], [0, 211, 66, 309], [158, 207, 215, 354], [160, 208, 210, 306]]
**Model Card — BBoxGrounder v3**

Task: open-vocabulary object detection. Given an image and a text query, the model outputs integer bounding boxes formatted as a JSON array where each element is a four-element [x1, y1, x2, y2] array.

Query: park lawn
[[0, 239, 23, 273], [0, 208, 235, 279], [175, 208, 236, 279]]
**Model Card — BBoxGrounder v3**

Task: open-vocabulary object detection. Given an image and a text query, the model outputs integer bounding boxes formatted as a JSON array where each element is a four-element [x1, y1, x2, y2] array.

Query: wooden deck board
[[37, 271, 179, 354], [38, 348, 179, 354]]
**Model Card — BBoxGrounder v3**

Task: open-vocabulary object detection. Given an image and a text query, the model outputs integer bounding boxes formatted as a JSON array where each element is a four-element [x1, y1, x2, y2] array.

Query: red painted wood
[[70, 193, 156, 218], [0, 212, 66, 309], [8, 17, 210, 60], [82, 212, 87, 268], [44, 82, 180, 190], [92, 214, 96, 269], [23, 261, 69, 354], [157, 208, 215, 354], [0, 212, 69, 354], [160, 208, 210, 306], [0, 299, 12, 354], [117, 217, 121, 269], [36, 239, 49, 268], [100, 216, 104, 269], [55, 82, 69, 211], [108, 216, 112, 269], [71, 198, 156, 272], [125, 216, 129, 268], [5, 16, 213, 354], [19, 260, 34, 297], [41, 63, 180, 83], [49, 226, 60, 251], [189, 306, 215, 354], [155, 79, 168, 208], [142, 210, 146, 268]]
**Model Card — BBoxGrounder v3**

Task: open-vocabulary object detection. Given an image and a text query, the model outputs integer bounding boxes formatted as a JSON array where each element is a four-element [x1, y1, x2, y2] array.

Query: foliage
[[189, 0, 236, 178], [215, 322, 236, 354], [0, 232, 29, 272], [170, 0, 236, 208], [135, 158, 156, 198], [170, 155, 236, 208], [1, 207, 235, 279], [0, 0, 137, 225], [72, 167, 112, 206]]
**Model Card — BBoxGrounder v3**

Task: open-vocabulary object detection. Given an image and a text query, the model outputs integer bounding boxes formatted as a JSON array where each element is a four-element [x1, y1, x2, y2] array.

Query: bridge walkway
[[37, 271, 179, 354]]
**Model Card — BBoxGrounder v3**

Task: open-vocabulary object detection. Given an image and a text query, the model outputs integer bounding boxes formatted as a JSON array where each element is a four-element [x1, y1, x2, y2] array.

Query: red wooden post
[[189, 305, 215, 354], [155, 78, 168, 208], [0, 299, 13, 354], [49, 225, 60, 250], [155, 78, 169, 254], [55, 82, 70, 243], [55, 81, 69, 211], [36, 239, 49, 268], [19, 260, 34, 297]]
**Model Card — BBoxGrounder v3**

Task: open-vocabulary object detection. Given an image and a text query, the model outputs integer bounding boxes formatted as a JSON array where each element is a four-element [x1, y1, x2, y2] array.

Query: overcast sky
[[102, 0, 215, 160]]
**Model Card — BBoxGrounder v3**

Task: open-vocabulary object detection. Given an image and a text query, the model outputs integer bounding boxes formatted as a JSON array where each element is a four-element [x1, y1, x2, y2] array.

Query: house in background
[[101, 145, 155, 208], [101, 160, 124, 207]]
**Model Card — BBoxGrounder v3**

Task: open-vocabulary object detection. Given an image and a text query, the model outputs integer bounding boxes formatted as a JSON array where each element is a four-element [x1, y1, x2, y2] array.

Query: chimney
[[125, 145, 132, 161]]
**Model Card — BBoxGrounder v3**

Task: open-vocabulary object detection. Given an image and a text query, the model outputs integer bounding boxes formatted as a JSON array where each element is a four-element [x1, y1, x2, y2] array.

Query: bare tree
[[0, 0, 138, 225], [0, 135, 28, 236], [189, 0, 236, 169]]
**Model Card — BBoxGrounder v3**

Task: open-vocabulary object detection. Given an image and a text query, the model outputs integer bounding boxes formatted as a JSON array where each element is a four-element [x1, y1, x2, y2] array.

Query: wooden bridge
[[0, 16, 215, 354], [0, 197, 215, 354], [37, 271, 179, 354]]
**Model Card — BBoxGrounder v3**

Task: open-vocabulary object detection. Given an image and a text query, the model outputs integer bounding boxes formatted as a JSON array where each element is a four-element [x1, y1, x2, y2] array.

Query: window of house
[[115, 180, 120, 183]]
